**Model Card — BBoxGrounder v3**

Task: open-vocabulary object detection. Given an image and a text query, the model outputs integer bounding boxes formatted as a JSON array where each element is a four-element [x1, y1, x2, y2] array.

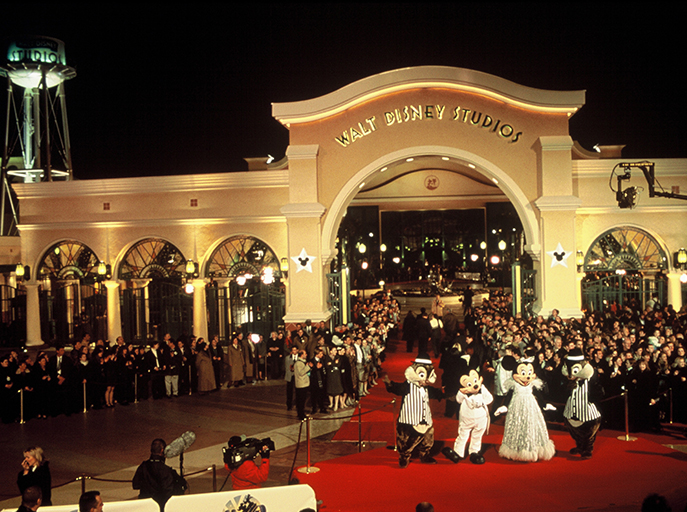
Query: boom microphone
[[164, 431, 196, 458]]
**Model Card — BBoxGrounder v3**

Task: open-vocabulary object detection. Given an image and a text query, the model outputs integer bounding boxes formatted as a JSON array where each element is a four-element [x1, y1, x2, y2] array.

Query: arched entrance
[[37, 240, 107, 344], [205, 235, 285, 342], [321, 147, 540, 267], [580, 226, 669, 312], [322, 150, 536, 318], [118, 238, 192, 343]]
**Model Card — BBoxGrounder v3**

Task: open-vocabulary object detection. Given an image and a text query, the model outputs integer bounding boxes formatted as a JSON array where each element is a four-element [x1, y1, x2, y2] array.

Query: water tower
[[0, 35, 76, 235]]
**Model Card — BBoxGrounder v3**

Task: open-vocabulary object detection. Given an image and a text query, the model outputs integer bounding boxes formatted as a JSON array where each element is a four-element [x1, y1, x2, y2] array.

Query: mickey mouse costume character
[[441, 363, 493, 464], [495, 355, 556, 462], [562, 348, 603, 459], [384, 354, 444, 468]]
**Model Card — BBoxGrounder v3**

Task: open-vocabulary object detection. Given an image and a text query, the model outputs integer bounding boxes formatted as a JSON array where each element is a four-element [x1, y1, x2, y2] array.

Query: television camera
[[222, 436, 275, 469]]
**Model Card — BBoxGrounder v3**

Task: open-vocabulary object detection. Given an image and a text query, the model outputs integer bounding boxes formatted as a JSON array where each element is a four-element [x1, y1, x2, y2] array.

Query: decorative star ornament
[[291, 248, 315, 273], [546, 242, 573, 268]]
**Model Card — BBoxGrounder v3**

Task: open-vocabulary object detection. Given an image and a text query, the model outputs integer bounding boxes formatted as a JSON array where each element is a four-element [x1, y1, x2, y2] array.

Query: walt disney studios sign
[[335, 104, 522, 148]]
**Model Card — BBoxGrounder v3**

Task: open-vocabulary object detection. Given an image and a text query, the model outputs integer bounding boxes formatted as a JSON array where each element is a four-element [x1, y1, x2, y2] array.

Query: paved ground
[[0, 287, 450, 510], [0, 376, 362, 510]]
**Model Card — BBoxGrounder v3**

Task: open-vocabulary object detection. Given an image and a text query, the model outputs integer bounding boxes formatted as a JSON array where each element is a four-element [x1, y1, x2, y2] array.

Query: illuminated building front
[[4, 66, 687, 346]]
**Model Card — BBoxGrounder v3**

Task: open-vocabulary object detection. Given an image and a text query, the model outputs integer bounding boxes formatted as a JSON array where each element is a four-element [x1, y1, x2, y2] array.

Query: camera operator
[[223, 436, 272, 490]]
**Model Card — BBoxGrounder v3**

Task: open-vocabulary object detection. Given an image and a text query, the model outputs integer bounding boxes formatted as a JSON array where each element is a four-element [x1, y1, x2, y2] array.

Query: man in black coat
[[145, 341, 166, 399], [415, 309, 432, 357], [48, 345, 75, 415], [133, 439, 185, 511]]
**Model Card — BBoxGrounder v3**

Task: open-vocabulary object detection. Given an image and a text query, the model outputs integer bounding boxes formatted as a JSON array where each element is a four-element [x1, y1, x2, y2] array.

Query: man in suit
[[284, 345, 299, 411], [163, 335, 181, 398], [49, 345, 75, 415], [145, 341, 166, 399], [415, 309, 432, 357]]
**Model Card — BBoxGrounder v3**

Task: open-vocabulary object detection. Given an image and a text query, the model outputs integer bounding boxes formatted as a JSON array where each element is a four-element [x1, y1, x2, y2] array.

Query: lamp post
[[15, 263, 30, 282], [676, 248, 687, 269], [576, 251, 585, 272], [184, 260, 198, 294]]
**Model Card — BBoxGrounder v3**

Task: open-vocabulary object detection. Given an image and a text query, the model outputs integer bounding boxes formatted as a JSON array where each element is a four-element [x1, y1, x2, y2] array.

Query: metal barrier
[[47, 465, 218, 500], [292, 398, 397, 476]]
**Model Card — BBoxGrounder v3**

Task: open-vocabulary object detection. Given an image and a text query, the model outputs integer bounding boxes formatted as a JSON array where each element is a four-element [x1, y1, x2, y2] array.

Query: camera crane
[[610, 161, 687, 209]]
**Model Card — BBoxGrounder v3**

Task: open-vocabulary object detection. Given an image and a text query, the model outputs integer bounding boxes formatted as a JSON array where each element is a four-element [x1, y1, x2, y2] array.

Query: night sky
[[1, 3, 684, 180]]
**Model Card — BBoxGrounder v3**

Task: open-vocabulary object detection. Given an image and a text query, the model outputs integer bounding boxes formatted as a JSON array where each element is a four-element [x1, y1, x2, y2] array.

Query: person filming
[[223, 435, 273, 490]]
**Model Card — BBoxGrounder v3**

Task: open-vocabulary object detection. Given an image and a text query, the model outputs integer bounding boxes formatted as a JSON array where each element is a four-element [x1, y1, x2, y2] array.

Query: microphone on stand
[[164, 431, 196, 477], [164, 431, 196, 458]]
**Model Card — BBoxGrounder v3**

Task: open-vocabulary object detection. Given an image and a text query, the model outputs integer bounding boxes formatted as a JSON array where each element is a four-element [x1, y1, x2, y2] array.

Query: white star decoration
[[546, 242, 573, 268], [291, 248, 315, 273]]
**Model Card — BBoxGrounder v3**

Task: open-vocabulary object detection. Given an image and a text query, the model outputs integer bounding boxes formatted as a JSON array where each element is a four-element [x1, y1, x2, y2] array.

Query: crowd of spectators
[[277, 294, 400, 418], [449, 289, 687, 433], [0, 329, 272, 423], [3, 285, 685, 434], [0, 294, 401, 424]]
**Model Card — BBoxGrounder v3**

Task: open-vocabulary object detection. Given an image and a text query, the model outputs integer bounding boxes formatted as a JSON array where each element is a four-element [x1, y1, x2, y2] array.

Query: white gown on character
[[498, 378, 555, 462]]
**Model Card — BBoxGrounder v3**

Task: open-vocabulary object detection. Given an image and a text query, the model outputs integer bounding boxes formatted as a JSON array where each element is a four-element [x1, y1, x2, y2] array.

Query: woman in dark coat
[[209, 337, 223, 389], [325, 347, 344, 410], [338, 346, 354, 407], [602, 355, 627, 429], [195, 340, 216, 394], [18, 446, 52, 506], [33, 355, 53, 419], [103, 349, 117, 407], [628, 359, 660, 432]]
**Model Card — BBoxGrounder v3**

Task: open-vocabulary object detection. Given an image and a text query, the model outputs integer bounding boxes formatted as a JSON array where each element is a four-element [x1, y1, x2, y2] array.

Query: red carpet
[[305, 337, 687, 511]]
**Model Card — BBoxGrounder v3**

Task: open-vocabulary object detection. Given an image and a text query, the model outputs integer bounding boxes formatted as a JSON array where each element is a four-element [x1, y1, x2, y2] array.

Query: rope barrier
[[288, 419, 305, 483]]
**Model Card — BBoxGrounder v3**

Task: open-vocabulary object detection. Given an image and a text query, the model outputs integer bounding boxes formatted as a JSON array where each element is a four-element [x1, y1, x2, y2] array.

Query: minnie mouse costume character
[[384, 354, 444, 468], [496, 355, 556, 462], [441, 363, 493, 464], [562, 348, 603, 459]]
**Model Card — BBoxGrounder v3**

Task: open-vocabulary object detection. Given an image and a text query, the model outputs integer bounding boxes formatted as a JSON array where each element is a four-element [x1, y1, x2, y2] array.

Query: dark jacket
[[17, 461, 51, 506], [132, 457, 185, 510]]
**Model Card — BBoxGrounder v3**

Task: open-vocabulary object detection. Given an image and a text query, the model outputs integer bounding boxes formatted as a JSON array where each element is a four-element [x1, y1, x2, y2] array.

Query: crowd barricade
[[2, 485, 318, 512], [165, 485, 316, 512], [1, 498, 159, 512]]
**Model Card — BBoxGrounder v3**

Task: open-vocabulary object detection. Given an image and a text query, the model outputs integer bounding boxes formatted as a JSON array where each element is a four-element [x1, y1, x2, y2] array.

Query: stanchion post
[[390, 398, 397, 451], [19, 388, 25, 424], [617, 391, 637, 442], [306, 416, 312, 469], [297, 416, 320, 474], [83, 381, 88, 413], [212, 464, 217, 492], [358, 403, 363, 452], [188, 365, 193, 395], [669, 388, 673, 424], [81, 474, 86, 494], [134, 373, 139, 404]]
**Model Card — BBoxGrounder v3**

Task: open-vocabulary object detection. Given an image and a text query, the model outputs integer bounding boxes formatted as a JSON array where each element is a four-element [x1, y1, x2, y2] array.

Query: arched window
[[206, 235, 281, 281], [583, 226, 668, 272], [37, 240, 107, 344], [119, 238, 187, 280], [38, 240, 101, 281]]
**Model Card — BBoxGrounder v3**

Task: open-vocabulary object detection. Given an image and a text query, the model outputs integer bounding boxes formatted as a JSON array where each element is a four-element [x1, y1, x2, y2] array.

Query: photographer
[[223, 436, 272, 490]]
